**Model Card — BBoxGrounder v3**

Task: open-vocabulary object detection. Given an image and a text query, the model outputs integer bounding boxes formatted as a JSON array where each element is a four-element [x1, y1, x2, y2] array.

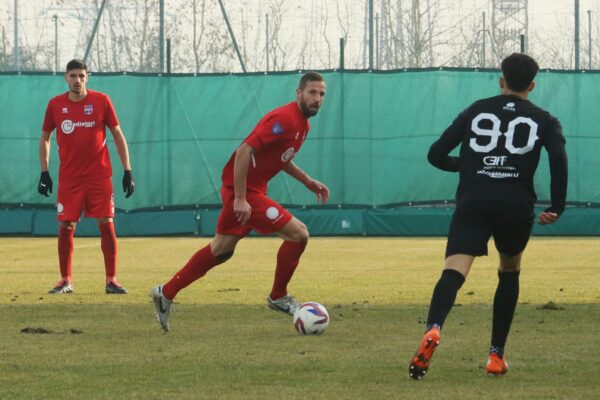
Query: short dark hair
[[501, 53, 539, 92], [298, 71, 324, 90], [66, 59, 88, 72]]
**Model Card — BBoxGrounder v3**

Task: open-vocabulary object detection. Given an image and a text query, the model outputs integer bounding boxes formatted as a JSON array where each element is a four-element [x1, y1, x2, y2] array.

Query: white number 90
[[470, 113, 539, 155]]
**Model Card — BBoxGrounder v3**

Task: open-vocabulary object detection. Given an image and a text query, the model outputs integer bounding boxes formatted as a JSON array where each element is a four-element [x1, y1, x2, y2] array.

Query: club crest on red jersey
[[272, 121, 284, 135], [84, 104, 94, 115]]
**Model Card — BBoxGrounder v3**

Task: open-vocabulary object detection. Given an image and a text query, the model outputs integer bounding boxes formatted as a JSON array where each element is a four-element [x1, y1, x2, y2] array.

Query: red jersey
[[221, 101, 310, 194], [42, 89, 119, 181]]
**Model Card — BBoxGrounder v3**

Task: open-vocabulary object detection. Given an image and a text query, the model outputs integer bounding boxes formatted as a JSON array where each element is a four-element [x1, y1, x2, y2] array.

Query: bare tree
[[192, 0, 208, 73]]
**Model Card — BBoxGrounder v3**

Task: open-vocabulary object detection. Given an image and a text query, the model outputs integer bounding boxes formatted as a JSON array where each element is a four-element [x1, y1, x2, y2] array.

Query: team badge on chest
[[84, 104, 94, 115]]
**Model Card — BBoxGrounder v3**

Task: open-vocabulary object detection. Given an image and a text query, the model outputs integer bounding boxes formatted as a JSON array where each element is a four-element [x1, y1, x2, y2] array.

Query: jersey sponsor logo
[[503, 102, 516, 112], [60, 119, 97, 134], [84, 104, 94, 115], [483, 156, 508, 166], [281, 147, 296, 162], [477, 170, 519, 179], [272, 121, 285, 135], [265, 206, 280, 220]]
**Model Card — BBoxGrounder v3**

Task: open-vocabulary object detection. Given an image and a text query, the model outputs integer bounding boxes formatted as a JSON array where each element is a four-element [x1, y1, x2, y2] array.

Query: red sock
[[162, 245, 225, 300], [270, 240, 307, 300], [99, 222, 117, 283], [58, 225, 74, 283]]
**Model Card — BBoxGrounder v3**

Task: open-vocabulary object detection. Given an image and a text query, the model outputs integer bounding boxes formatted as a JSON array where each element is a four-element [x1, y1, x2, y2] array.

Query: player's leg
[[51, 180, 85, 294], [162, 233, 241, 301], [50, 220, 77, 294], [238, 192, 304, 315], [150, 233, 240, 332], [410, 206, 489, 379], [151, 188, 250, 332], [85, 177, 125, 293], [96, 217, 127, 294], [265, 217, 309, 315], [487, 208, 532, 375]]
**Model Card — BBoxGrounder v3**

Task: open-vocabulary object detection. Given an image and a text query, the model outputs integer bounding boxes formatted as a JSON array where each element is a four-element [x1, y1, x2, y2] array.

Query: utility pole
[[482, 12, 486, 68], [265, 14, 269, 72], [159, 0, 164, 72], [588, 10, 592, 69], [14, 0, 19, 70], [368, 0, 374, 69], [339, 37, 345, 70], [375, 13, 379, 69], [53, 15, 58, 72], [575, 0, 580, 69], [520, 34, 525, 53]]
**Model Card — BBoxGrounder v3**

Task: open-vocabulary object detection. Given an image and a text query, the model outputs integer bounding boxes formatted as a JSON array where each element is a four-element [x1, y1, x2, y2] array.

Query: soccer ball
[[293, 302, 329, 335]]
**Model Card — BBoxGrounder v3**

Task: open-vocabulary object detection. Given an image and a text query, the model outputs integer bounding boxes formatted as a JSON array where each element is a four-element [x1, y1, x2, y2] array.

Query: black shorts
[[445, 203, 534, 258]]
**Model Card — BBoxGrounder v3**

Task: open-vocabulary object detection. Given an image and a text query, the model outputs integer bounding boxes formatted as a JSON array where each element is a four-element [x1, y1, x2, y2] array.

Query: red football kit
[[218, 101, 310, 235], [42, 90, 119, 220]]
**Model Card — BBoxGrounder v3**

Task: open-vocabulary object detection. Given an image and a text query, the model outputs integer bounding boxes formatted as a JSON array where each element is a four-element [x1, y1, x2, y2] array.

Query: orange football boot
[[486, 352, 509, 376], [409, 327, 441, 380]]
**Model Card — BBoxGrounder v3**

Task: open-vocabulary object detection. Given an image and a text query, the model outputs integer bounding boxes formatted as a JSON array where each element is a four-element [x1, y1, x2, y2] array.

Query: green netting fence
[[1, 69, 599, 235]]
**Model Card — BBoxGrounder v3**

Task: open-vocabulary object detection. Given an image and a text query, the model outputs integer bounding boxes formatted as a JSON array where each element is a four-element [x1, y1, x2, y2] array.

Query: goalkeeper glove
[[122, 170, 135, 198], [38, 171, 53, 197]]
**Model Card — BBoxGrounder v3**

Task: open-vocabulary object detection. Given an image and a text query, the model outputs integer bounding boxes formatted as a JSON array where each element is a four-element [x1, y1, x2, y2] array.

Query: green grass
[[1, 237, 599, 399]]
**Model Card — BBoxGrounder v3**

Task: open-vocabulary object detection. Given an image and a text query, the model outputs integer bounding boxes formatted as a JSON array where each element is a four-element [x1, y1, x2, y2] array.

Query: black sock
[[491, 271, 520, 350], [426, 269, 465, 330]]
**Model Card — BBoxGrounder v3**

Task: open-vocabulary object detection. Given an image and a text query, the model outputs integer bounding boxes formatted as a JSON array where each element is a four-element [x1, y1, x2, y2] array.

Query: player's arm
[[233, 143, 255, 224], [37, 131, 53, 196], [109, 125, 132, 171], [109, 125, 135, 198], [283, 161, 329, 203], [39, 131, 52, 172], [539, 117, 568, 224], [427, 110, 468, 172]]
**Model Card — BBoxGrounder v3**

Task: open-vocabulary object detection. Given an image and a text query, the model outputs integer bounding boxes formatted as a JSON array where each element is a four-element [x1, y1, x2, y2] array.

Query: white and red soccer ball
[[293, 302, 329, 335]]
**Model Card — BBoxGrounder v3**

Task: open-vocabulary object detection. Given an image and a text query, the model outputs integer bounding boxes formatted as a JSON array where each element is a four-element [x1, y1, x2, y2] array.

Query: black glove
[[38, 171, 53, 197], [122, 170, 135, 198]]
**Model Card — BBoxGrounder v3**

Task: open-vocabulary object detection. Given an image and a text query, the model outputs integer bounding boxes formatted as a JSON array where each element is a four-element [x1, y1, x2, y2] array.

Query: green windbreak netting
[[1, 70, 599, 210]]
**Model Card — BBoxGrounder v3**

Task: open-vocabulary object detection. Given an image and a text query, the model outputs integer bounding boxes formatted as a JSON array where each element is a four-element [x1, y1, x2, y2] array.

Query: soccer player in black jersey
[[409, 53, 568, 380]]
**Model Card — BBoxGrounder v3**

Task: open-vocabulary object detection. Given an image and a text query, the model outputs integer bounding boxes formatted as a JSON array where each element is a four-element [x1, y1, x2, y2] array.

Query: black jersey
[[428, 94, 568, 214]]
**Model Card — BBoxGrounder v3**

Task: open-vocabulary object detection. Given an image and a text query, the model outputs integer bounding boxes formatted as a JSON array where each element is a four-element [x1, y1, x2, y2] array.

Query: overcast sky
[[1, 0, 598, 71]]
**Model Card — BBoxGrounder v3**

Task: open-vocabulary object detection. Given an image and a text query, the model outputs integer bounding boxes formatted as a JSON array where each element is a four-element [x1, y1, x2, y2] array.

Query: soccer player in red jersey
[[150, 72, 328, 332], [38, 59, 135, 295]]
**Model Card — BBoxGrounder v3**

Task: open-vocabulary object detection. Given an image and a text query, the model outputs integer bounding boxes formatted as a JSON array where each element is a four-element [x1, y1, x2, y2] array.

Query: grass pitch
[[1, 237, 599, 399]]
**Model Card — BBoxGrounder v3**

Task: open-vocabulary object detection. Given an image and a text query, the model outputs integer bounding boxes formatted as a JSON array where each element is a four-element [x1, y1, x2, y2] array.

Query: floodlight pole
[[217, 0, 247, 73], [83, 0, 107, 64]]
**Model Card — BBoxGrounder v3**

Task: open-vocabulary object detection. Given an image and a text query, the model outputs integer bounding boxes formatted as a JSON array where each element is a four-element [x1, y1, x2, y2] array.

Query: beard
[[299, 97, 319, 118]]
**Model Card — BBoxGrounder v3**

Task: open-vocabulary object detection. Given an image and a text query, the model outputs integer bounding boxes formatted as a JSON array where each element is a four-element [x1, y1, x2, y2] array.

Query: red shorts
[[57, 177, 114, 221], [216, 187, 293, 236]]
